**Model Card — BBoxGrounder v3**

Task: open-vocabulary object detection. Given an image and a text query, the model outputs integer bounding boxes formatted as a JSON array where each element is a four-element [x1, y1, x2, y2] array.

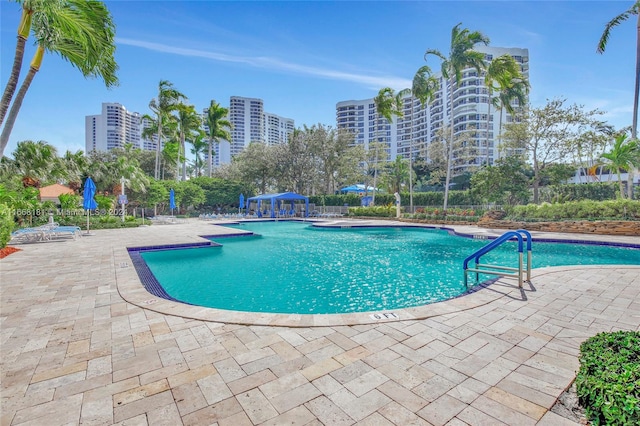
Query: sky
[[0, 0, 637, 158]]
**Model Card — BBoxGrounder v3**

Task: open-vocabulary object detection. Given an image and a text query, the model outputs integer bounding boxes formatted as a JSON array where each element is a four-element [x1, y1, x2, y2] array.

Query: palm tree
[[600, 133, 640, 198], [11, 140, 58, 187], [174, 103, 201, 181], [148, 80, 185, 179], [0, 0, 58, 126], [409, 66, 439, 212], [598, 1, 640, 143], [58, 149, 88, 190], [483, 54, 525, 165], [374, 88, 407, 205], [494, 78, 529, 157], [0, 0, 118, 157], [204, 100, 232, 177], [424, 23, 489, 211], [189, 131, 208, 177]]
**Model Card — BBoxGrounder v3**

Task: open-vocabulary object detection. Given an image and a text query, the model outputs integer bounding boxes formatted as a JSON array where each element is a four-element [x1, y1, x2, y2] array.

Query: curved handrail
[[463, 229, 532, 289], [463, 231, 523, 270]]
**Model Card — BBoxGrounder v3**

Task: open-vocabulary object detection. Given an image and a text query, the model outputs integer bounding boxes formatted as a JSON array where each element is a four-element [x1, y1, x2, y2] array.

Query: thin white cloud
[[116, 37, 412, 90]]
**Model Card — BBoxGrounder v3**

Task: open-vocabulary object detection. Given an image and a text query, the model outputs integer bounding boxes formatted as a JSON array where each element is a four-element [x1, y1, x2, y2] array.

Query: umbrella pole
[[86, 211, 90, 235]]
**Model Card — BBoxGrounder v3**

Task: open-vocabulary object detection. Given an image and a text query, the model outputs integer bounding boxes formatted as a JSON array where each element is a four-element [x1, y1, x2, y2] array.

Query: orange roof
[[39, 184, 74, 199]]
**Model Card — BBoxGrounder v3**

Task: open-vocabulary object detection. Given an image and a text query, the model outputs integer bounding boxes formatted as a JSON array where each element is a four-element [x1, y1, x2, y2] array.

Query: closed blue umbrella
[[83, 177, 97, 234], [169, 189, 176, 215], [239, 193, 245, 214]]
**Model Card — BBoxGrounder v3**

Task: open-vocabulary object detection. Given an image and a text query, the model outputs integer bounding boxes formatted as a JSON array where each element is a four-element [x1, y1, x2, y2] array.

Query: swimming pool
[[136, 221, 640, 314]]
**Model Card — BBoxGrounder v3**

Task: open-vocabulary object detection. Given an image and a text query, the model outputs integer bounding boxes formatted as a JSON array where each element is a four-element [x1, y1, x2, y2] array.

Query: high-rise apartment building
[[228, 96, 265, 157], [226, 96, 294, 154], [85, 103, 156, 153], [87, 97, 294, 172], [85, 103, 141, 152], [264, 112, 295, 146], [202, 97, 293, 169], [337, 46, 529, 176]]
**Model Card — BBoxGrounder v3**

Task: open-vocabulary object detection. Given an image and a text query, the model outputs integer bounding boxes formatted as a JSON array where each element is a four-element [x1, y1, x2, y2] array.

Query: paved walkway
[[1, 219, 639, 425]]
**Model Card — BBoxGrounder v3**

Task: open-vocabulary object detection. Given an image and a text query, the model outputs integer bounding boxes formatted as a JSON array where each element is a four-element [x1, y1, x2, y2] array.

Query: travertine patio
[[1, 219, 639, 425]]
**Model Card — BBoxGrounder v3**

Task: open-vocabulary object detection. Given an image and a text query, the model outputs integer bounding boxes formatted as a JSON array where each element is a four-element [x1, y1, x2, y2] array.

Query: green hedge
[[409, 207, 483, 222], [0, 203, 13, 248], [310, 190, 479, 207], [506, 199, 640, 221], [575, 331, 640, 425], [348, 205, 396, 217], [539, 182, 619, 203]]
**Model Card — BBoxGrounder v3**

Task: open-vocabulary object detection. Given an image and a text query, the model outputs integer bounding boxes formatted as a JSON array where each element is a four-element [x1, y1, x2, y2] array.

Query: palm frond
[[597, 2, 639, 53]]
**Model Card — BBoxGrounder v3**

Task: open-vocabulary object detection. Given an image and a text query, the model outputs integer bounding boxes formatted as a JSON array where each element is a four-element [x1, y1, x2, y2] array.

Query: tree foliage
[[502, 98, 606, 203], [471, 156, 531, 205]]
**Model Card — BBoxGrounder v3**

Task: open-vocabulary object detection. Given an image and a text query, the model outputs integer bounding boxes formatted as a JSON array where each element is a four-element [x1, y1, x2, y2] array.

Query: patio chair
[[10, 227, 48, 243]]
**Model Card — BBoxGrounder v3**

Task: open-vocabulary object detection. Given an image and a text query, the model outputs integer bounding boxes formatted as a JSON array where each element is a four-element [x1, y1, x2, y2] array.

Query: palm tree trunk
[[176, 139, 181, 181], [0, 46, 43, 154], [208, 139, 213, 177], [498, 107, 504, 159], [630, 13, 639, 199], [154, 121, 162, 180], [181, 139, 187, 180], [409, 99, 414, 213], [0, 7, 32, 130], [618, 170, 625, 198], [443, 77, 454, 212], [633, 12, 639, 142], [485, 93, 492, 165]]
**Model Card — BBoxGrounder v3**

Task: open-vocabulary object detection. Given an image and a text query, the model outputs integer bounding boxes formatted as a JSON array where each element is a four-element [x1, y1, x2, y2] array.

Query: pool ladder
[[463, 229, 532, 289]]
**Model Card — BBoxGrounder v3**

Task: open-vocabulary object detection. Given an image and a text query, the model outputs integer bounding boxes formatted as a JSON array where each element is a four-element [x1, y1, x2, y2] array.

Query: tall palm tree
[[174, 103, 201, 181], [598, 1, 640, 143], [424, 23, 489, 211], [204, 100, 232, 177], [483, 54, 525, 165], [148, 80, 185, 179], [189, 131, 208, 177], [409, 65, 439, 212], [494, 78, 530, 157], [0, 0, 119, 157], [1, 0, 61, 126], [600, 133, 640, 198], [374, 88, 407, 205]]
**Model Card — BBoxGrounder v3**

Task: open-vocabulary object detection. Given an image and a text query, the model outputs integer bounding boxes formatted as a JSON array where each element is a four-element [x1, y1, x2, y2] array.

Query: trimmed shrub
[[575, 331, 640, 425], [348, 205, 396, 217], [310, 190, 479, 208], [507, 199, 640, 221], [0, 203, 13, 248], [539, 182, 619, 202]]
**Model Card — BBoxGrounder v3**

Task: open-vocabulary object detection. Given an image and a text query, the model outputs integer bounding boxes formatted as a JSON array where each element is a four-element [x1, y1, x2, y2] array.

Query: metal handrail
[[463, 229, 532, 288]]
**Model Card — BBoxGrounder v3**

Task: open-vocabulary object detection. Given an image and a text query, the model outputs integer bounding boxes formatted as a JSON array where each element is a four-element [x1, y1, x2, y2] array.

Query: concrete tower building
[[336, 46, 529, 176], [228, 96, 265, 156], [336, 98, 397, 161], [85, 103, 143, 152], [264, 112, 295, 146], [85, 102, 156, 153]]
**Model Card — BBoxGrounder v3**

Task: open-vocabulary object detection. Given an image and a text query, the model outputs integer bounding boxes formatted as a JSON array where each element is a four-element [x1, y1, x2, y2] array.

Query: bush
[[409, 207, 483, 222], [348, 205, 396, 217], [310, 190, 479, 208], [507, 199, 640, 221], [539, 182, 619, 203], [0, 203, 13, 248], [575, 331, 640, 425]]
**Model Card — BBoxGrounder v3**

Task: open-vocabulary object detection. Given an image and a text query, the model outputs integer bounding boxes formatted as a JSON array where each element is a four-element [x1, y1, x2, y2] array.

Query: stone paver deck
[[1, 218, 639, 425]]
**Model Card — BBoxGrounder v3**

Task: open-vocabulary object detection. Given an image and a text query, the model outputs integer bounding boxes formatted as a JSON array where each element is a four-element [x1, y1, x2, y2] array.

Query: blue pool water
[[139, 221, 640, 314]]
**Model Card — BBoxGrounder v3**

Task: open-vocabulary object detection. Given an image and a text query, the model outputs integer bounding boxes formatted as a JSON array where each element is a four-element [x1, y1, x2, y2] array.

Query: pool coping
[[114, 220, 640, 327]]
